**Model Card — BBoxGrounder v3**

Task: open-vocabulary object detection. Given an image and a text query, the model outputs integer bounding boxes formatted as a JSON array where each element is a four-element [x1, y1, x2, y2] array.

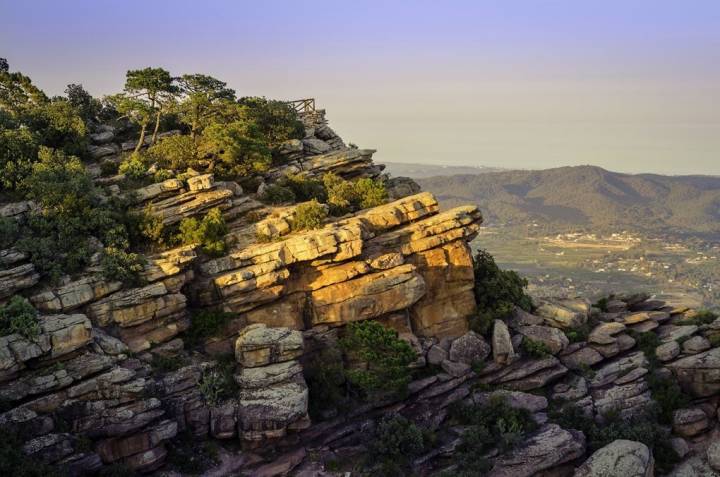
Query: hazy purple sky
[[3, 1, 720, 174]]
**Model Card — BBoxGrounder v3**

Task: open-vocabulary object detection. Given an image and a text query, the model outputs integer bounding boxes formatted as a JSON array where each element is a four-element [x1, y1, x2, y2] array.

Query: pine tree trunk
[[134, 124, 147, 154], [151, 110, 161, 145]]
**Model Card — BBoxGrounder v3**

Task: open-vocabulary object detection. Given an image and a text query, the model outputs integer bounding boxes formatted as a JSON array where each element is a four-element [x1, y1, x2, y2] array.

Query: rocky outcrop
[[574, 440, 654, 477], [191, 192, 481, 345], [668, 347, 720, 397], [489, 424, 586, 477], [235, 326, 309, 441]]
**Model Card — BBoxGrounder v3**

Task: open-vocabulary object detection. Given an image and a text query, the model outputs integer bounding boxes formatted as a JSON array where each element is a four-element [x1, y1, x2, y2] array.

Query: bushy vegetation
[[549, 404, 680, 474], [684, 309, 718, 326], [339, 320, 416, 401], [176, 208, 228, 256], [165, 430, 220, 475], [184, 308, 236, 346], [520, 337, 552, 358], [100, 247, 146, 286], [324, 173, 387, 214], [0, 296, 40, 339], [447, 396, 538, 475], [290, 200, 327, 231], [367, 415, 429, 476], [0, 145, 141, 284], [198, 355, 237, 406], [471, 249, 532, 335], [304, 347, 347, 420], [0, 427, 66, 477], [260, 172, 388, 215]]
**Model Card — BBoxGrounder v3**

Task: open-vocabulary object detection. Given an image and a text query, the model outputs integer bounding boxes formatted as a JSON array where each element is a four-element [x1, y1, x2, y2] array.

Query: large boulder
[[535, 299, 588, 329], [489, 424, 586, 477], [667, 347, 720, 397], [492, 320, 516, 364], [449, 331, 491, 365], [574, 439, 653, 477], [518, 325, 569, 355]]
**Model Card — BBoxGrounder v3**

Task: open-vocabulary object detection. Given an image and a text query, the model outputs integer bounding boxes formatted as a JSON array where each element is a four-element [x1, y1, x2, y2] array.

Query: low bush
[[0, 428, 66, 476], [99, 160, 119, 177], [100, 247, 146, 287], [684, 309, 718, 326], [284, 174, 327, 203], [304, 347, 348, 420], [520, 337, 552, 358], [647, 372, 691, 424], [368, 415, 427, 476], [165, 430, 219, 475], [323, 173, 387, 215], [150, 354, 187, 373], [0, 216, 19, 249], [339, 320, 416, 401], [260, 184, 296, 204], [184, 309, 235, 346], [471, 249, 532, 336], [447, 396, 538, 475], [198, 355, 237, 406], [0, 296, 40, 339], [176, 208, 228, 256], [291, 200, 327, 231], [549, 404, 680, 474], [564, 323, 592, 343], [118, 152, 148, 179]]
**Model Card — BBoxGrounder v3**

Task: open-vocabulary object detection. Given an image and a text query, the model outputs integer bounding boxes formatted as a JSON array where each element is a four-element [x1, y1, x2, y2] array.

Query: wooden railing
[[285, 98, 316, 115]]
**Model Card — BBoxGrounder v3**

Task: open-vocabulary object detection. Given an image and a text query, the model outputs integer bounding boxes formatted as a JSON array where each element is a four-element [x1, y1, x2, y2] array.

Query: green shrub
[[594, 296, 611, 312], [564, 323, 592, 343], [165, 430, 219, 475], [630, 330, 661, 368], [0, 427, 66, 477], [0, 216, 19, 249], [709, 334, 720, 347], [520, 337, 552, 358], [99, 160, 119, 177], [685, 309, 718, 326], [198, 355, 237, 406], [101, 247, 146, 287], [368, 415, 426, 476], [0, 296, 40, 339], [118, 152, 148, 179], [472, 250, 532, 336], [323, 173, 387, 215], [291, 200, 327, 231], [260, 184, 296, 204], [176, 208, 228, 256], [647, 372, 690, 424], [305, 347, 348, 420], [354, 177, 388, 209], [16, 148, 140, 282], [153, 169, 174, 182], [339, 320, 416, 401], [146, 134, 197, 171], [283, 174, 327, 203], [549, 404, 680, 474], [184, 309, 235, 346], [151, 354, 187, 373], [448, 395, 537, 475]]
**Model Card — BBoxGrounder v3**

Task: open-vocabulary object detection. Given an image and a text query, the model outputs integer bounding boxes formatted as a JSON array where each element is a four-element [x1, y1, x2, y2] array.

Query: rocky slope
[[1, 110, 720, 477]]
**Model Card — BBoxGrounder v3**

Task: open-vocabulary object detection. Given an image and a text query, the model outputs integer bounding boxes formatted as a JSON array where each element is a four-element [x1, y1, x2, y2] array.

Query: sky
[[2, 0, 720, 175]]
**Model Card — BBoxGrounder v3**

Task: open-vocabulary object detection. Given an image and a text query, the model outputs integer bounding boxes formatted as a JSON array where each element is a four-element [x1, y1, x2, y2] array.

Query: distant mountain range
[[414, 165, 720, 238], [382, 162, 505, 179]]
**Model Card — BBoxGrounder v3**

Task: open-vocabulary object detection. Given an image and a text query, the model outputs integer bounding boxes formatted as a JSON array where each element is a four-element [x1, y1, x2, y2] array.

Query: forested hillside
[[418, 166, 720, 237]]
